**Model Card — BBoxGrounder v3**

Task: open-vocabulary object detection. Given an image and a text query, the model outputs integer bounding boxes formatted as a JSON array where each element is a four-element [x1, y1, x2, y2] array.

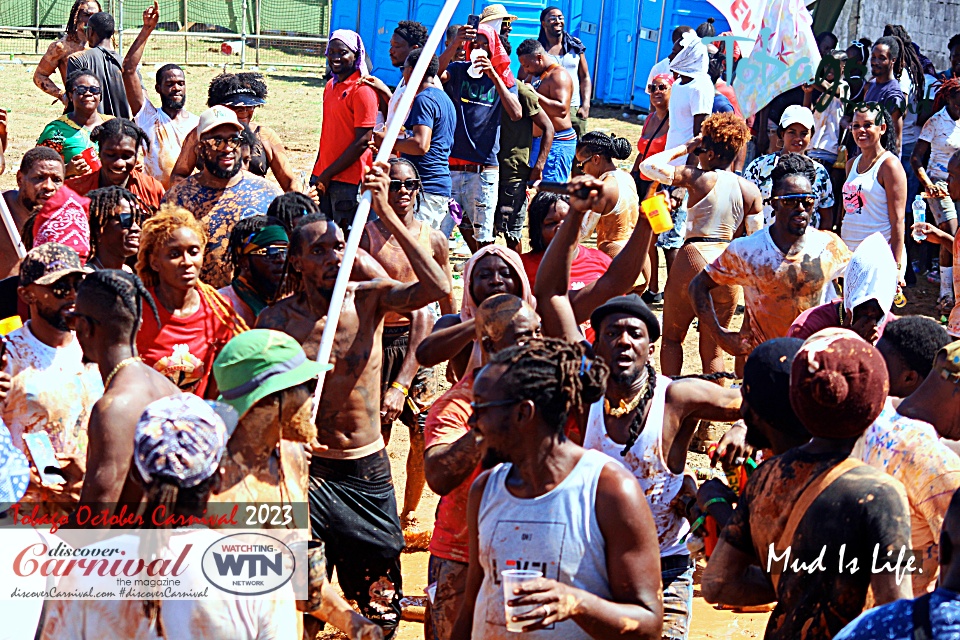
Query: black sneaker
[[641, 291, 663, 304]]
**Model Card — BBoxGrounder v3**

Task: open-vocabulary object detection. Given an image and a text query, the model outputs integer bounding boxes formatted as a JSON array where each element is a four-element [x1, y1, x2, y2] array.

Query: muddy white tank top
[[842, 150, 895, 252], [583, 374, 690, 557], [472, 449, 614, 640]]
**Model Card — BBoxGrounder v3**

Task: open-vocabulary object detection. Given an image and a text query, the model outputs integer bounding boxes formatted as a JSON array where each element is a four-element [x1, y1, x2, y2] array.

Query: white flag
[[706, 0, 766, 57]]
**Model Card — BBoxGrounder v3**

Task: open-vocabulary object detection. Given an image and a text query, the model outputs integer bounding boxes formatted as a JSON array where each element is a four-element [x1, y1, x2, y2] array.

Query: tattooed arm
[[34, 40, 70, 105]]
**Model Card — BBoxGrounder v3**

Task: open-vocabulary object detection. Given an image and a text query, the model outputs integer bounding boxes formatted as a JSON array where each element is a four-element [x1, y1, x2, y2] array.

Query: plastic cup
[[501, 569, 542, 632], [641, 192, 673, 234], [80, 146, 101, 173]]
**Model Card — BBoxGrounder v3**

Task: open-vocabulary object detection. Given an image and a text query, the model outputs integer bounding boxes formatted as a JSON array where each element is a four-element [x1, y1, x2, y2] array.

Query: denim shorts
[[417, 191, 453, 236], [657, 204, 688, 250], [452, 167, 498, 243], [661, 557, 695, 640]]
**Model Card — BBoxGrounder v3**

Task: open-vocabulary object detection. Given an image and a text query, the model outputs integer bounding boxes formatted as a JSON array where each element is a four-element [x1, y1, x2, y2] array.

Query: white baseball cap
[[197, 105, 243, 136], [779, 105, 815, 130]]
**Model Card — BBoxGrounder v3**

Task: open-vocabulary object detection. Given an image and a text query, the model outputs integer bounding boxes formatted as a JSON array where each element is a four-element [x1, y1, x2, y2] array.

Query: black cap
[[589, 294, 661, 343]]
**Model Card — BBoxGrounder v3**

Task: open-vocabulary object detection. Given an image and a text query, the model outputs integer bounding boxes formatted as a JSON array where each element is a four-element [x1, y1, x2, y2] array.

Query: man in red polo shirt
[[311, 29, 378, 232]]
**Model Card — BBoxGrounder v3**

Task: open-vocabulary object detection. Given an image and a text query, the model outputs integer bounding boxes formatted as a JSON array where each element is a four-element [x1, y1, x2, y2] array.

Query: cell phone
[[530, 180, 597, 200], [467, 14, 480, 37], [22, 432, 65, 486]]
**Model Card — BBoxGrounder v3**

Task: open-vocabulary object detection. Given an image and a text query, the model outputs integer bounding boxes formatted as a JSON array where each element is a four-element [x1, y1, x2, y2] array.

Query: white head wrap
[[669, 31, 709, 79], [843, 232, 897, 324]]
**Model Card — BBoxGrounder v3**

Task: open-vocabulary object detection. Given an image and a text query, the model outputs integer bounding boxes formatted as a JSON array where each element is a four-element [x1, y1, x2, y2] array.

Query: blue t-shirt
[[833, 588, 960, 639], [713, 92, 735, 114], [403, 86, 456, 197], [443, 62, 518, 166]]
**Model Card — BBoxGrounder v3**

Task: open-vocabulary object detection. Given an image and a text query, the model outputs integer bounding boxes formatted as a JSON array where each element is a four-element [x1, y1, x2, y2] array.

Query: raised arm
[[533, 177, 606, 342], [122, 0, 159, 118], [415, 315, 476, 369], [475, 56, 521, 122], [364, 162, 452, 313], [170, 128, 199, 184], [639, 138, 702, 190], [439, 25, 474, 78]]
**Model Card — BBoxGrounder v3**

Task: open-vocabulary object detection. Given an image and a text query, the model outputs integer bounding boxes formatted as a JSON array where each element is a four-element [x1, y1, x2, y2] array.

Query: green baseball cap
[[214, 329, 331, 418]]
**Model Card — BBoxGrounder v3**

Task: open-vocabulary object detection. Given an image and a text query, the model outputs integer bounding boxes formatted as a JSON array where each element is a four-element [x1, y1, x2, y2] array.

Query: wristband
[[390, 382, 409, 397], [702, 497, 730, 509]]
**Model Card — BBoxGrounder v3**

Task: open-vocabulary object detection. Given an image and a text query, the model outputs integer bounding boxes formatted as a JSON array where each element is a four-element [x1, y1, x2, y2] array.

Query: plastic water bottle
[[912, 195, 927, 243]]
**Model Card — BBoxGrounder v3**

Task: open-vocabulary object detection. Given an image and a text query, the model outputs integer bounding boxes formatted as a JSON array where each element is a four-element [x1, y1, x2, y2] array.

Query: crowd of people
[[5, 0, 960, 638]]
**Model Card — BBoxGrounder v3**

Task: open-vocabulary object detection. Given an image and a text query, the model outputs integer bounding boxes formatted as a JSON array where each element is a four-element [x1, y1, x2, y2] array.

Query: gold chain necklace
[[103, 356, 142, 390], [603, 375, 651, 418]]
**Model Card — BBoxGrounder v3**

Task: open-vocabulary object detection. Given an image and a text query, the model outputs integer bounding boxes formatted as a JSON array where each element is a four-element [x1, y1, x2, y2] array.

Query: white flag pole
[[0, 193, 26, 260], [310, 0, 461, 423]]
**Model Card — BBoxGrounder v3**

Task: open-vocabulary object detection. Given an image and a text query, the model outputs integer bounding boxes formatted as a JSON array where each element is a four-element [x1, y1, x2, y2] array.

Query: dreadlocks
[[66, 0, 101, 36], [884, 25, 926, 96], [618, 363, 658, 456], [91, 117, 151, 153], [934, 77, 960, 114], [137, 206, 249, 336], [771, 152, 818, 192], [577, 131, 633, 161], [488, 338, 609, 435], [87, 186, 150, 262], [77, 269, 159, 350], [227, 215, 285, 276], [267, 192, 320, 233]]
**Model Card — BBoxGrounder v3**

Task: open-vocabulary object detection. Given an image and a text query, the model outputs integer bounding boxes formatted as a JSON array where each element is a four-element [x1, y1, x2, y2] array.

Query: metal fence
[[0, 0, 330, 68]]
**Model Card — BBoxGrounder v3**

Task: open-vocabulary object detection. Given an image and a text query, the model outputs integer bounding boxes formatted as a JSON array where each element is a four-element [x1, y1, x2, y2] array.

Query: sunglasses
[[200, 135, 243, 152], [469, 398, 518, 412], [573, 155, 594, 173], [647, 83, 670, 92], [249, 245, 288, 260], [112, 211, 138, 229], [768, 193, 816, 208], [693, 147, 707, 155], [73, 85, 101, 97], [389, 179, 421, 192], [45, 276, 83, 299]]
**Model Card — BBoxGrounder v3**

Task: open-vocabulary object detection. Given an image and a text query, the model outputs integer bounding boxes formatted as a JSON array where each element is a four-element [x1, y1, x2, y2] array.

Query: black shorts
[[381, 325, 438, 433], [309, 448, 405, 632]]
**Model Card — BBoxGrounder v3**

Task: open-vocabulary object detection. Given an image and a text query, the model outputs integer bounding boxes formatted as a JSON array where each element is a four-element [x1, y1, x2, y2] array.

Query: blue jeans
[[452, 167, 498, 243], [661, 560, 695, 640]]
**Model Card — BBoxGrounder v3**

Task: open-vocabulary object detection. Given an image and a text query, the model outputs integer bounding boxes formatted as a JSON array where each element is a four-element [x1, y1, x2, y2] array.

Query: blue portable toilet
[[328, 0, 729, 109]]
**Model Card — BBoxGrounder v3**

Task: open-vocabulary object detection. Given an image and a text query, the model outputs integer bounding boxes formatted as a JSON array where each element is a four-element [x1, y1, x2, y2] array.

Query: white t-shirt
[[899, 69, 920, 149], [0, 322, 102, 457], [920, 107, 960, 181], [134, 98, 199, 189], [809, 80, 849, 157], [646, 57, 671, 93], [665, 76, 714, 166], [41, 530, 299, 640]]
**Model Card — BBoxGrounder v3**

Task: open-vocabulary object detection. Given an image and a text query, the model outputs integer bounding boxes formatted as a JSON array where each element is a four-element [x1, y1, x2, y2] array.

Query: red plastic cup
[[80, 147, 101, 173]]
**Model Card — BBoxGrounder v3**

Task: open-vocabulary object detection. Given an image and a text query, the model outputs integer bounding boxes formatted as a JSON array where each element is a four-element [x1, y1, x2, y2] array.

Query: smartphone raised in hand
[[466, 14, 480, 38]]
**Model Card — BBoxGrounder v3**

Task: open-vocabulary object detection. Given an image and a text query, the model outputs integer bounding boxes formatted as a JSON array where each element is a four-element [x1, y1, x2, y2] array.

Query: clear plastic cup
[[501, 569, 543, 632]]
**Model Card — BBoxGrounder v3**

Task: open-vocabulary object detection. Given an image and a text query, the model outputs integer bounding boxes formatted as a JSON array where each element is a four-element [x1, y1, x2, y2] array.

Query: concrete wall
[[834, 0, 959, 73]]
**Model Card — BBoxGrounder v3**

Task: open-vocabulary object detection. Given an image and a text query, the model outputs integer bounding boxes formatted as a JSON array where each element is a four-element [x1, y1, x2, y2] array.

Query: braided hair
[[66, 0, 102, 36], [577, 131, 633, 161], [527, 191, 569, 253], [267, 192, 320, 234], [883, 25, 925, 98], [91, 117, 151, 153], [76, 269, 160, 350], [934, 77, 960, 114], [488, 338, 609, 435], [87, 186, 151, 262], [388, 156, 425, 213], [65, 68, 98, 96], [618, 363, 658, 456]]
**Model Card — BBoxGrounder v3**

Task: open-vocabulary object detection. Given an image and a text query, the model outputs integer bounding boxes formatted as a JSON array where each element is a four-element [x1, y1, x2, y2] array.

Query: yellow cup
[[0, 315, 22, 335], [641, 192, 674, 234]]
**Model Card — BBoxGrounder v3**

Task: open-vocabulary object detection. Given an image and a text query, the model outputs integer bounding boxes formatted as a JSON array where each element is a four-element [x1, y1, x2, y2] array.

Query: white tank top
[[841, 150, 895, 252], [472, 449, 613, 640], [583, 375, 690, 557]]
